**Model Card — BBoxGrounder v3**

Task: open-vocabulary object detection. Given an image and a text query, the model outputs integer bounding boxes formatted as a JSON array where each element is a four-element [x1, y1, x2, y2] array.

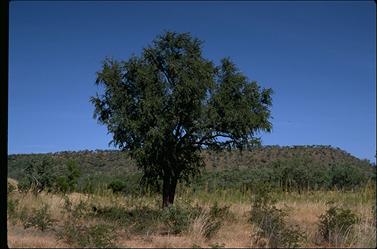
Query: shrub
[[90, 205, 129, 224], [108, 179, 125, 193], [318, 203, 359, 245], [57, 220, 115, 248], [18, 158, 56, 193], [55, 176, 69, 193], [161, 205, 191, 234], [249, 183, 305, 248], [57, 197, 116, 247], [22, 203, 55, 231], [89, 203, 161, 235], [17, 177, 32, 193], [65, 160, 81, 191]]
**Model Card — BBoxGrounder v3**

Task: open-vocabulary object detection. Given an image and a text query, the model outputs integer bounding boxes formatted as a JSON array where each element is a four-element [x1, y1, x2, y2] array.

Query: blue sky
[[9, 1, 376, 162]]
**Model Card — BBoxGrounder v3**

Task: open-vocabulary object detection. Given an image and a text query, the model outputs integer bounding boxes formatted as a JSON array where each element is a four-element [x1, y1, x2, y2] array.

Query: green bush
[[57, 220, 115, 248], [161, 205, 191, 234], [57, 196, 116, 247], [107, 179, 126, 193], [18, 158, 57, 193], [249, 184, 305, 248], [89, 203, 162, 235], [318, 203, 359, 245], [22, 204, 55, 231], [330, 164, 364, 190], [55, 176, 69, 193], [90, 205, 129, 224]]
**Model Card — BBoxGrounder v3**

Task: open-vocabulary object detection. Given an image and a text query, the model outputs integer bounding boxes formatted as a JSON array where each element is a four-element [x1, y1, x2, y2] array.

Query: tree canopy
[[91, 31, 273, 207]]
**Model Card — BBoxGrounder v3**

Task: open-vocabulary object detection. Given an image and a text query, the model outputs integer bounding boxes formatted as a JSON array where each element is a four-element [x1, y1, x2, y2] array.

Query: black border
[[1, 0, 9, 247]]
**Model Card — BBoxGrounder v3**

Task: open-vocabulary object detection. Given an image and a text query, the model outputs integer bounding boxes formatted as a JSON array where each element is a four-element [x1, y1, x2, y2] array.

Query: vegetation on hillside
[[8, 146, 375, 196]]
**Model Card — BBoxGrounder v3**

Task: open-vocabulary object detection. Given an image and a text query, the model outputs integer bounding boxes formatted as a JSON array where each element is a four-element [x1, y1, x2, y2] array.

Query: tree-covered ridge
[[8, 145, 374, 192], [204, 145, 372, 170]]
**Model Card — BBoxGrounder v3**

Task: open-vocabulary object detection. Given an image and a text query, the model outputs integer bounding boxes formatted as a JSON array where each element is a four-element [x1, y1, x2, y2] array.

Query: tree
[[91, 31, 273, 207], [18, 157, 55, 194]]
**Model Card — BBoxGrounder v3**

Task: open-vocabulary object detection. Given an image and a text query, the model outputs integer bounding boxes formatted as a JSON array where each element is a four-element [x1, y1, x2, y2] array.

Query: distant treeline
[[8, 145, 375, 194]]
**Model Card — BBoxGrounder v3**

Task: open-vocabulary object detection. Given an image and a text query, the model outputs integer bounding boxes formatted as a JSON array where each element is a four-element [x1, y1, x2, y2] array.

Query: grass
[[7, 181, 376, 248]]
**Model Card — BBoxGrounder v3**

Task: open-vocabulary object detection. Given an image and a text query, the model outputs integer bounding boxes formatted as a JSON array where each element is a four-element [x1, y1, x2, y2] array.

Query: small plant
[[57, 197, 116, 247], [86, 223, 116, 248], [57, 220, 115, 248], [108, 179, 126, 193], [22, 203, 55, 231], [161, 205, 191, 234], [249, 183, 305, 248], [318, 202, 359, 245]]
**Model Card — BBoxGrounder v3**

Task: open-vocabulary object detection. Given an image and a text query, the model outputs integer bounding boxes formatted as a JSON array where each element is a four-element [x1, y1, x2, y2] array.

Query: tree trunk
[[162, 176, 178, 208]]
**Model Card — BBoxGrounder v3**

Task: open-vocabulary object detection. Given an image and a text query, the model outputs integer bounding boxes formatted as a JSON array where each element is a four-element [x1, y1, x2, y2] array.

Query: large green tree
[[91, 31, 273, 207]]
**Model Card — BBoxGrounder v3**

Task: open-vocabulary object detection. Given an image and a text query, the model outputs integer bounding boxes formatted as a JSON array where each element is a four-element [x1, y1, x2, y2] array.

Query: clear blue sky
[[9, 1, 376, 162]]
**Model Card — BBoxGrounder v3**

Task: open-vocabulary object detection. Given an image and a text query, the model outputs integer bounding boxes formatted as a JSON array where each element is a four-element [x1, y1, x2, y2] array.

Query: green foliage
[[53, 160, 81, 193], [318, 202, 359, 245], [55, 176, 69, 193], [17, 178, 31, 193], [81, 176, 95, 194], [58, 220, 115, 248], [18, 157, 56, 193], [90, 204, 161, 234], [107, 179, 125, 193], [330, 163, 365, 190], [161, 205, 192, 234], [250, 184, 305, 248], [22, 204, 55, 231], [8, 146, 375, 197], [91, 31, 273, 207], [66, 160, 81, 191], [57, 196, 116, 248]]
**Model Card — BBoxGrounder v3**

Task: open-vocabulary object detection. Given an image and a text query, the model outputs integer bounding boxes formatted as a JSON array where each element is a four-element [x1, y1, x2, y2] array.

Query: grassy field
[[7, 179, 376, 248]]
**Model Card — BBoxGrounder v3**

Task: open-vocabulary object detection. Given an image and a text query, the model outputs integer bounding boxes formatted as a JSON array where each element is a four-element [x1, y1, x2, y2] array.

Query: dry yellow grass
[[8, 224, 68, 248], [7, 187, 376, 248]]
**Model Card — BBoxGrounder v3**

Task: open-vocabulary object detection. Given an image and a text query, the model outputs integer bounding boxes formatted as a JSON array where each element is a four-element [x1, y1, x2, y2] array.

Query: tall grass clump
[[190, 203, 230, 240]]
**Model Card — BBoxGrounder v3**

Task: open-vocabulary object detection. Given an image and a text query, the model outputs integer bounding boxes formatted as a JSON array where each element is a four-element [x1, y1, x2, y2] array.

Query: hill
[[8, 145, 375, 193]]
